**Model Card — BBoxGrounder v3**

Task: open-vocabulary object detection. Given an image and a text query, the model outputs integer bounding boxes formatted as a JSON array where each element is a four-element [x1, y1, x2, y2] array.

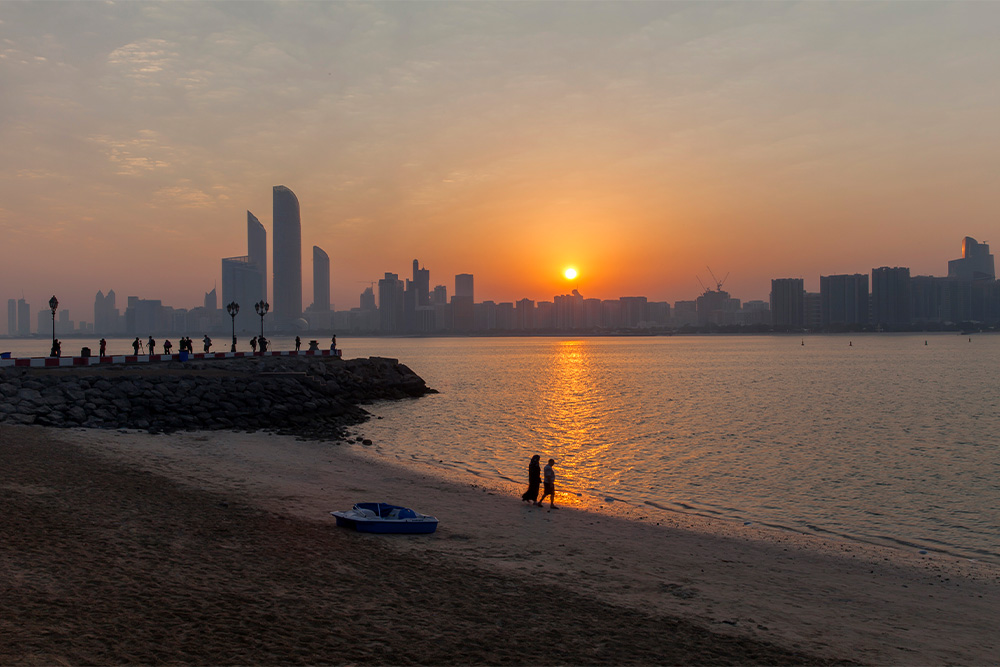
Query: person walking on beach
[[538, 458, 557, 508], [521, 455, 541, 504]]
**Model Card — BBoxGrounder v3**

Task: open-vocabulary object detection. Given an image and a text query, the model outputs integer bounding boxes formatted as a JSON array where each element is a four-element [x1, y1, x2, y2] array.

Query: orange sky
[[2, 2, 998, 326]]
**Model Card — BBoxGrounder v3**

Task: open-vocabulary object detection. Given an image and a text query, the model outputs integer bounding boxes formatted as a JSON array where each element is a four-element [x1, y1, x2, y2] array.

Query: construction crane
[[696, 267, 729, 294], [706, 266, 729, 292]]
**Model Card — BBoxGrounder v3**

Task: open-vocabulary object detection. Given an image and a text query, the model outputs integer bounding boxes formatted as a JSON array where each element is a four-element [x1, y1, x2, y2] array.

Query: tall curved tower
[[247, 211, 267, 301], [313, 246, 330, 311], [272, 185, 302, 323]]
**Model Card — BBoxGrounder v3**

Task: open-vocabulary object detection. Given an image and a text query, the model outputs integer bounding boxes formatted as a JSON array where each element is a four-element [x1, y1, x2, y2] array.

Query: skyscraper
[[222, 211, 267, 333], [413, 259, 430, 306], [312, 246, 330, 311], [248, 211, 267, 301], [819, 274, 869, 327], [452, 273, 474, 331], [770, 278, 805, 327], [948, 236, 995, 281], [7, 299, 16, 335], [17, 298, 30, 336], [871, 267, 911, 328], [273, 185, 302, 324], [378, 272, 404, 333], [204, 287, 217, 311]]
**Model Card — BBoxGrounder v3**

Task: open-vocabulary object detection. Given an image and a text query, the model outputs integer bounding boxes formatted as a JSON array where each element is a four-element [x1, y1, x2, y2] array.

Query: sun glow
[[564, 267, 578, 280]]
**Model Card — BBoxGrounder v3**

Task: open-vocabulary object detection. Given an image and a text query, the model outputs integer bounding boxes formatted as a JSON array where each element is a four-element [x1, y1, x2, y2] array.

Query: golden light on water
[[536, 340, 609, 509]]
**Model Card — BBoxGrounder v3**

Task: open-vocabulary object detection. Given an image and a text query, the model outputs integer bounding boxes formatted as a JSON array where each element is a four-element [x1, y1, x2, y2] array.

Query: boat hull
[[331, 502, 438, 534]]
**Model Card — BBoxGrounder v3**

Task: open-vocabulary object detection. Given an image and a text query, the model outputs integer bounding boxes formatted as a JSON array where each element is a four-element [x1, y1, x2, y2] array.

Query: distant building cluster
[[769, 237, 999, 331], [4, 192, 997, 338]]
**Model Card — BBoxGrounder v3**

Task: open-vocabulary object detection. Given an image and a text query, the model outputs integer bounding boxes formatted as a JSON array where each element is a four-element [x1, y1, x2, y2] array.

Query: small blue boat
[[330, 502, 439, 534]]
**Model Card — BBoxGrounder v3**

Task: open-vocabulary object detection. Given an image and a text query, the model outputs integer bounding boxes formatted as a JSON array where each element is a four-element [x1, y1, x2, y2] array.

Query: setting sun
[[564, 267, 578, 280]]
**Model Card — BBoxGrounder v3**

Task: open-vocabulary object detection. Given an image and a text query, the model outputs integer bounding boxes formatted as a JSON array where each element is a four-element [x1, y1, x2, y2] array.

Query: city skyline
[[3, 3, 1000, 323]]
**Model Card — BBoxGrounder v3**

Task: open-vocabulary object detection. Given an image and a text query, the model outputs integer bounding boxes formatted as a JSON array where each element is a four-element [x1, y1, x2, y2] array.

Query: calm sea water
[[350, 334, 1000, 565], [4, 333, 999, 563]]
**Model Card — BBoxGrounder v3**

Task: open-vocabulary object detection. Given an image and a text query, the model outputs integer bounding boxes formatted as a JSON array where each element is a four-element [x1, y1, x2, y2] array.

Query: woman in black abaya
[[521, 454, 541, 504]]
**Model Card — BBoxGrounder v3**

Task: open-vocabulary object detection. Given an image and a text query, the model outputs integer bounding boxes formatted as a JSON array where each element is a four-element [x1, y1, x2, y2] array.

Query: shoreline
[[6, 425, 996, 664]]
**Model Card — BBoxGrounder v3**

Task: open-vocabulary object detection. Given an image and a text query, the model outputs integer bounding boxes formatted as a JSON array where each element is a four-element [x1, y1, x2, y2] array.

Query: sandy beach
[[1, 424, 997, 665]]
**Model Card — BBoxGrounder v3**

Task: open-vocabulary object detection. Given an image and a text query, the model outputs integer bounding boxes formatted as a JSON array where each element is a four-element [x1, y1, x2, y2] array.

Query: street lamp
[[226, 301, 239, 352], [254, 300, 269, 350], [48, 295, 58, 357]]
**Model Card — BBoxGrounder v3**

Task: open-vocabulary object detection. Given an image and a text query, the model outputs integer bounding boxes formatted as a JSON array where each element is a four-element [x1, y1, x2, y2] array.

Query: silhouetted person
[[259, 336, 268, 353], [295, 336, 301, 352], [163, 339, 172, 355], [203, 335, 212, 353], [538, 458, 557, 509], [99, 339, 107, 357], [50, 339, 61, 358], [331, 335, 337, 350], [132, 337, 140, 355], [148, 336, 156, 355], [521, 454, 541, 504], [231, 335, 237, 353], [250, 336, 257, 353]]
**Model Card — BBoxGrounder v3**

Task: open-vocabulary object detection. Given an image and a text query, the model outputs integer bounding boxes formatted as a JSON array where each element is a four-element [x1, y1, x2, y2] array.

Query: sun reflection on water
[[535, 340, 625, 509]]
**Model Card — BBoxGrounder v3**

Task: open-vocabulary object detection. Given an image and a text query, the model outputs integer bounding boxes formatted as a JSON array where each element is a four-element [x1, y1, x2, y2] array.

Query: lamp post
[[226, 301, 239, 352], [254, 300, 269, 352], [48, 295, 58, 357]]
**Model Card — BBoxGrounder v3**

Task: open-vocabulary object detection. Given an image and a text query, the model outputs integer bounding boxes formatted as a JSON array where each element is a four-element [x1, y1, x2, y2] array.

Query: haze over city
[[2, 1, 999, 321]]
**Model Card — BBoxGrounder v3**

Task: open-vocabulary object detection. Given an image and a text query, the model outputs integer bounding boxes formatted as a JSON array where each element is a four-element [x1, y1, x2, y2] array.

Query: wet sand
[[2, 425, 997, 665]]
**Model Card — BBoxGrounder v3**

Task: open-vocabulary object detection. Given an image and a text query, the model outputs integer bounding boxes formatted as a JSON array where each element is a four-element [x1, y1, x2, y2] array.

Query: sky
[[2, 1, 999, 327]]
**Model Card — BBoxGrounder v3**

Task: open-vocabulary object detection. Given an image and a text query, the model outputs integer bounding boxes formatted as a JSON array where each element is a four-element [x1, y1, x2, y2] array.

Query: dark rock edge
[[0, 355, 435, 442]]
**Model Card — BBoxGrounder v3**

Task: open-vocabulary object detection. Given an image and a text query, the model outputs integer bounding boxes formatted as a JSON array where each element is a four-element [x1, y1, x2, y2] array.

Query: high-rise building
[[17, 298, 30, 336], [871, 267, 911, 328], [455, 273, 474, 299], [431, 285, 448, 305], [820, 274, 869, 327], [412, 260, 430, 306], [247, 211, 267, 301], [204, 287, 217, 311], [273, 185, 302, 324], [378, 272, 405, 333], [620, 296, 648, 328], [7, 299, 16, 335], [222, 211, 267, 333], [312, 246, 330, 311], [93, 290, 121, 334], [948, 237, 995, 281], [770, 278, 805, 327], [452, 273, 474, 331], [360, 287, 376, 311]]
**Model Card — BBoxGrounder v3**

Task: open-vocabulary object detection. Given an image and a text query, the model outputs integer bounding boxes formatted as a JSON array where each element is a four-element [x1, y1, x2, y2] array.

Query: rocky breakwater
[[0, 356, 434, 440]]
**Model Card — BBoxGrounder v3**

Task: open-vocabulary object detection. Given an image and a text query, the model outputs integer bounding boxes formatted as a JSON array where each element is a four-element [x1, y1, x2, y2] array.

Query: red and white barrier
[[0, 348, 342, 368]]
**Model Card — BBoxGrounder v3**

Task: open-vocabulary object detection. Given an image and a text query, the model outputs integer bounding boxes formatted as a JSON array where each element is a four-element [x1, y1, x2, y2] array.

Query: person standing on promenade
[[521, 455, 541, 504], [538, 458, 557, 508], [295, 336, 301, 352], [250, 336, 257, 354], [132, 337, 140, 355], [148, 336, 156, 355], [99, 339, 107, 357], [203, 335, 212, 353], [163, 339, 172, 355]]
